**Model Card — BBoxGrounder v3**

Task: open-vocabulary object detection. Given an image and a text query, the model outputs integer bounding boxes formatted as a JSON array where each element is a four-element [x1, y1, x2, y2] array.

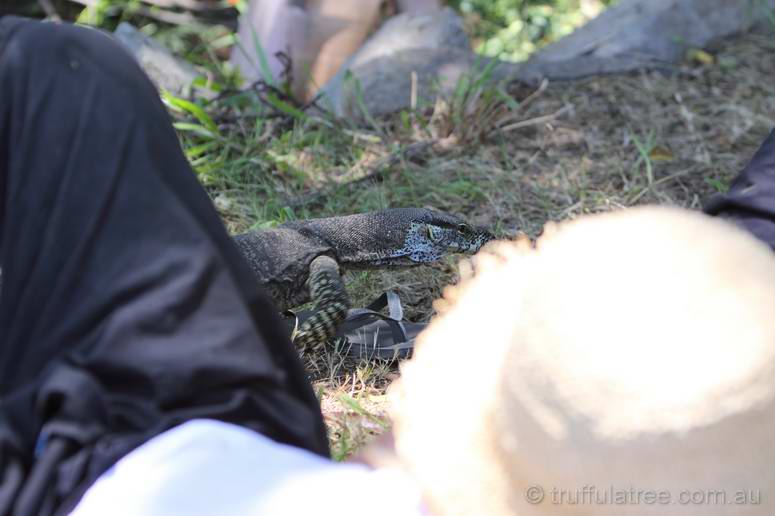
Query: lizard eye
[[457, 223, 470, 233], [426, 225, 442, 242]]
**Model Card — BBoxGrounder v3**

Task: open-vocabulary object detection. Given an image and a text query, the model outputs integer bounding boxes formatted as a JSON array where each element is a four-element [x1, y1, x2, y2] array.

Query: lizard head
[[356, 208, 495, 266]]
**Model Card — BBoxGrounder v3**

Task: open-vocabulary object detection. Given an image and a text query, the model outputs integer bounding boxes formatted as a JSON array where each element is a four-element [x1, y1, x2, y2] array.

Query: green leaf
[[192, 76, 223, 93], [184, 141, 219, 158], [276, 206, 296, 223], [249, 26, 276, 86], [173, 122, 218, 139], [163, 91, 220, 136], [705, 177, 729, 194], [266, 94, 309, 121]]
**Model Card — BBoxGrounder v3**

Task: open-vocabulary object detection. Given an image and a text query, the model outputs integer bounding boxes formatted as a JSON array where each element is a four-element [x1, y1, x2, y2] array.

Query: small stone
[[113, 23, 199, 95], [213, 194, 233, 213]]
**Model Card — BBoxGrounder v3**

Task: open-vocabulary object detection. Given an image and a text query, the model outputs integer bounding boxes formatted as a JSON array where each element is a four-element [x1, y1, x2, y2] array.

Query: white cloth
[[70, 419, 424, 516]]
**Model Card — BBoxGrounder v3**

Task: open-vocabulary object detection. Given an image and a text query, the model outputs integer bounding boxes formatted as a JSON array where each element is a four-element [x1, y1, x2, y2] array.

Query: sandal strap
[[364, 291, 404, 321], [340, 309, 408, 345]]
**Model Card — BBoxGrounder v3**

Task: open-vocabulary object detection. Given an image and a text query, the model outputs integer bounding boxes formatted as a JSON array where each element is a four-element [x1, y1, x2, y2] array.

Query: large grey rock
[[317, 0, 775, 122], [114, 23, 199, 95], [323, 47, 521, 121], [318, 7, 497, 119], [523, 0, 775, 78]]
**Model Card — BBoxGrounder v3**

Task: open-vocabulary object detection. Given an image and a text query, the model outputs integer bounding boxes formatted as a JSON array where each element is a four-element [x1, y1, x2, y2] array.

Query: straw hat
[[390, 206, 775, 516]]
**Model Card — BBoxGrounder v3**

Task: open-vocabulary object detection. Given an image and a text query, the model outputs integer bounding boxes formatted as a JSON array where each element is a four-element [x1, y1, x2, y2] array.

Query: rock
[[318, 0, 775, 121], [114, 23, 199, 95], [318, 7, 516, 119], [324, 47, 521, 121], [523, 0, 775, 79]]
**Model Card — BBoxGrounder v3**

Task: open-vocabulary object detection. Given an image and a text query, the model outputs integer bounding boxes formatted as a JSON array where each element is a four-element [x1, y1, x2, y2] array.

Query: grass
[[156, 30, 775, 455], [43, 2, 775, 456], [312, 36, 772, 454]]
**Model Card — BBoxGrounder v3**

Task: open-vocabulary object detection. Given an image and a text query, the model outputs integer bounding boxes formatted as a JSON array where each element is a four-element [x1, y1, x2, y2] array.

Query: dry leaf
[[687, 48, 715, 66], [649, 146, 675, 162]]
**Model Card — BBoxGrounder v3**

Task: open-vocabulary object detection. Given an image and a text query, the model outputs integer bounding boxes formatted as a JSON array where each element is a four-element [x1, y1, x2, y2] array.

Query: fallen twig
[[488, 79, 549, 130], [516, 78, 549, 112], [491, 104, 573, 137]]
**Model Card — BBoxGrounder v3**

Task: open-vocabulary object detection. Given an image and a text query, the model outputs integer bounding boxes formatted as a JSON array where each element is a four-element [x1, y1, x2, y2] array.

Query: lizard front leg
[[292, 255, 351, 353]]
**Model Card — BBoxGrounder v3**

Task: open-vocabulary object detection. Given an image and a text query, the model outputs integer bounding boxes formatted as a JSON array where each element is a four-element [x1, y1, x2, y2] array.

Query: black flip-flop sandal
[[284, 291, 425, 359], [338, 291, 425, 359]]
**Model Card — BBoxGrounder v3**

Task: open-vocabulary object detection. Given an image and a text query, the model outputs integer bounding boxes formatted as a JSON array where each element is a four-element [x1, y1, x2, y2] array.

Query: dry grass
[[305, 31, 775, 455]]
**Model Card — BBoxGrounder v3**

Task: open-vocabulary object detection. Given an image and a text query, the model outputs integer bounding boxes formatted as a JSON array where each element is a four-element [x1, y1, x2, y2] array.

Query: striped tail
[[293, 255, 351, 353]]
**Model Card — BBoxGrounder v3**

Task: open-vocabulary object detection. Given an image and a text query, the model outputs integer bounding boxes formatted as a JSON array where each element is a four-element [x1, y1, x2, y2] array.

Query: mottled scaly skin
[[291, 256, 351, 353], [232, 208, 493, 311], [233, 208, 493, 352]]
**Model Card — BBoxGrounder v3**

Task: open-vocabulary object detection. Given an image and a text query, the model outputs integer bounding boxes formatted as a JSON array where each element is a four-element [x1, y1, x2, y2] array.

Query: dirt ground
[[315, 30, 775, 456]]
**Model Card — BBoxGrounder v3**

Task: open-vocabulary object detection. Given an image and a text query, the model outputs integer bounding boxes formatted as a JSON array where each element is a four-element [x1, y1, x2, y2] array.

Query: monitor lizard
[[233, 208, 494, 352]]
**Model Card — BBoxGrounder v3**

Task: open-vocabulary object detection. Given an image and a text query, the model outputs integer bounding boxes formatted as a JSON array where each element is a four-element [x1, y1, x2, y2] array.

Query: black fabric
[[0, 17, 328, 516], [705, 128, 775, 249]]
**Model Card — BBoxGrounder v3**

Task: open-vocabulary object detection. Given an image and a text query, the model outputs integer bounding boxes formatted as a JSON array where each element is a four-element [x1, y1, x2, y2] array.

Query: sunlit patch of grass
[[316, 365, 394, 460]]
